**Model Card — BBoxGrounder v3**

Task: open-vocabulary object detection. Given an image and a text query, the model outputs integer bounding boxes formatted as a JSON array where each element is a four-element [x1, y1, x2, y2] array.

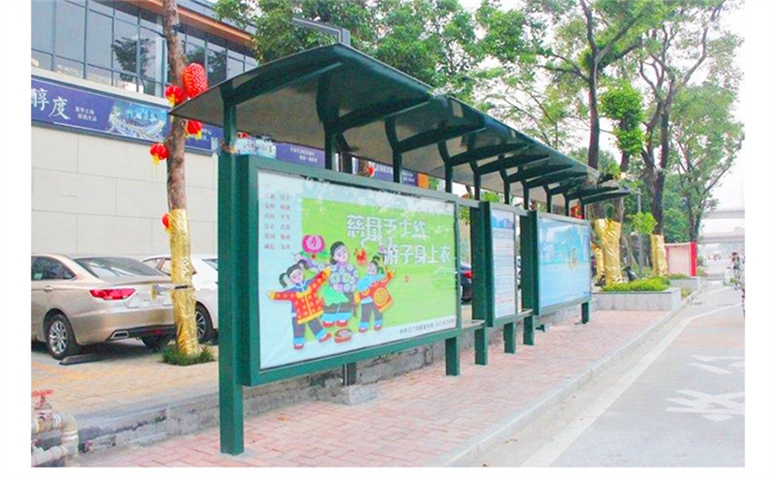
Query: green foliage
[[601, 81, 645, 157], [629, 211, 657, 236], [459, 191, 502, 224], [681, 287, 692, 299], [161, 345, 215, 366], [667, 273, 690, 279], [602, 276, 669, 292]]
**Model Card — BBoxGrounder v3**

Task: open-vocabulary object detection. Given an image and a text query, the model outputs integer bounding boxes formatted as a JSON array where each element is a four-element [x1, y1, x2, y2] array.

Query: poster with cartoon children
[[258, 170, 457, 371]]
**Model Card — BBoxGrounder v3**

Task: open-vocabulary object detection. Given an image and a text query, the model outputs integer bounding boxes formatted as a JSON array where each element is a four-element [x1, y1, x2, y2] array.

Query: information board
[[257, 171, 458, 370], [537, 215, 591, 311], [490, 208, 518, 319]]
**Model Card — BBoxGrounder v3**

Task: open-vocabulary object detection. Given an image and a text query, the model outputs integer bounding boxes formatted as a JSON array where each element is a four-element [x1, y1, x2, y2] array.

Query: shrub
[[161, 345, 215, 366], [602, 276, 670, 292], [681, 288, 692, 298], [667, 273, 691, 280]]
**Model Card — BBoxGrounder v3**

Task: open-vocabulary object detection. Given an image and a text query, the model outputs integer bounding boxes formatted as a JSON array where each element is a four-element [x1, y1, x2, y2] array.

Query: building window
[[31, 0, 256, 99]]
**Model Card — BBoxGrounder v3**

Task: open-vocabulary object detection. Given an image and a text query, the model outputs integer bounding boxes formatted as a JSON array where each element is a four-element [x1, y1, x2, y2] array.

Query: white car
[[142, 254, 218, 343]]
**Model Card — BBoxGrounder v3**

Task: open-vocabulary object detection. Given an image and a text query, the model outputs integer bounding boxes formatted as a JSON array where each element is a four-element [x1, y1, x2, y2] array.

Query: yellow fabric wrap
[[168, 208, 201, 356], [601, 220, 623, 285], [592, 244, 605, 283], [651, 234, 668, 276]]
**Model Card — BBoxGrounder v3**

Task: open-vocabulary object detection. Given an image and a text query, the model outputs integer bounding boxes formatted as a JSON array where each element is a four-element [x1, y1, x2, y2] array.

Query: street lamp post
[[291, 17, 351, 46]]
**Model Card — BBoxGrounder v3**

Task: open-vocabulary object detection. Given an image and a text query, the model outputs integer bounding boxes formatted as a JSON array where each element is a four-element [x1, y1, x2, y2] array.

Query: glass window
[[75, 257, 162, 278], [32, 50, 53, 70], [89, 0, 113, 15], [55, 0, 86, 61], [208, 48, 226, 85], [202, 258, 219, 271], [113, 0, 139, 24], [140, 10, 161, 33], [31, 0, 54, 53], [113, 19, 138, 73], [54, 57, 84, 78], [32, 257, 75, 281], [87, 10, 113, 68], [138, 27, 162, 81], [245, 56, 258, 70], [227, 56, 244, 79], [113, 71, 138, 92], [86, 65, 112, 86]]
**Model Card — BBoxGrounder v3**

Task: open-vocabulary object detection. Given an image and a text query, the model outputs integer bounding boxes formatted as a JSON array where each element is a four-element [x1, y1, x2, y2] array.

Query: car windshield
[[76, 257, 163, 278], [202, 258, 218, 271]]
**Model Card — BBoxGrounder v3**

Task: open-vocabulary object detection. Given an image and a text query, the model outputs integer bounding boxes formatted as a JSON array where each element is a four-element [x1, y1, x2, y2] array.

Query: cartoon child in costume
[[356, 255, 395, 333], [267, 260, 332, 350], [298, 241, 359, 329]]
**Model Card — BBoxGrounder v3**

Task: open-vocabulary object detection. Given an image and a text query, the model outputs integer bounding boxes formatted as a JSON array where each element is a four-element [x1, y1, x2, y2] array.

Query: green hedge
[[602, 276, 670, 292], [667, 273, 691, 280]]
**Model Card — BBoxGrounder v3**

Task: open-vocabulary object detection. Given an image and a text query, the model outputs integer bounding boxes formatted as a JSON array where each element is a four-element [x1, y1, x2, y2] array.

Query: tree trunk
[[162, 0, 201, 357]]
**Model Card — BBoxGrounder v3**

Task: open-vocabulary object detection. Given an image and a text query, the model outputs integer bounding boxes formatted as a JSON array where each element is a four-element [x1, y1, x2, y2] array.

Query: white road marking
[[666, 390, 745, 422], [688, 363, 732, 374], [520, 304, 741, 468]]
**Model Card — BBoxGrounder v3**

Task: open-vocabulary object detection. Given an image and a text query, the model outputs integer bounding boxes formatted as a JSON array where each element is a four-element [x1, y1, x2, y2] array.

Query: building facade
[[31, 0, 257, 258]]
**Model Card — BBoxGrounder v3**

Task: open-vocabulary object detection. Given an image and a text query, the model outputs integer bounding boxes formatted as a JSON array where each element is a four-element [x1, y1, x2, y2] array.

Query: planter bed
[[593, 287, 681, 312]]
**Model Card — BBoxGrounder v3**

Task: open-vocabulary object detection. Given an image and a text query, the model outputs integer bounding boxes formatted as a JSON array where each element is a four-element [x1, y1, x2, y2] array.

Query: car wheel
[[45, 312, 81, 360], [141, 334, 174, 351], [195, 303, 214, 344]]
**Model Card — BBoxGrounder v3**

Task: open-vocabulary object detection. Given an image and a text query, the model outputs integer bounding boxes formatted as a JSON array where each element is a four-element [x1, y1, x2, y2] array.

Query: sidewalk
[[55, 309, 671, 467]]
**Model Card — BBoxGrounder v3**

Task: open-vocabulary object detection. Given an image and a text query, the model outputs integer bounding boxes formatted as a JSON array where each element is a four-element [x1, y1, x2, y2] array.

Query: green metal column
[[475, 328, 488, 365], [520, 214, 536, 346], [445, 336, 460, 375], [581, 301, 590, 324], [503, 322, 516, 353], [218, 101, 244, 455]]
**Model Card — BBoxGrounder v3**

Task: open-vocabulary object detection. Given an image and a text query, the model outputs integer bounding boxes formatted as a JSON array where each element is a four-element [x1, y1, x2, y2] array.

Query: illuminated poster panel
[[538, 216, 591, 311], [257, 171, 458, 370]]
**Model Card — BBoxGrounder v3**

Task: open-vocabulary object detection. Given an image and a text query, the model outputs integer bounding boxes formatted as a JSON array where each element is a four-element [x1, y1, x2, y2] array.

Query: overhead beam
[[395, 124, 486, 154], [225, 61, 343, 106], [581, 190, 631, 205], [475, 151, 546, 176], [507, 164, 573, 184], [524, 170, 588, 189], [548, 177, 588, 196], [335, 97, 431, 133], [447, 143, 528, 167], [566, 185, 619, 201]]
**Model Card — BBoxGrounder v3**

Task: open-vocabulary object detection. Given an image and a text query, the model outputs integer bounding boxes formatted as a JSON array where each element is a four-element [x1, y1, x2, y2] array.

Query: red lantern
[[150, 143, 169, 166], [186, 120, 203, 140], [182, 63, 208, 99], [162, 213, 170, 231], [164, 85, 185, 106]]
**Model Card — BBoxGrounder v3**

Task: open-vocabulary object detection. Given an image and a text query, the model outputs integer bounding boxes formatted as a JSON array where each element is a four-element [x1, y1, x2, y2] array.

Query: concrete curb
[[429, 292, 699, 467]]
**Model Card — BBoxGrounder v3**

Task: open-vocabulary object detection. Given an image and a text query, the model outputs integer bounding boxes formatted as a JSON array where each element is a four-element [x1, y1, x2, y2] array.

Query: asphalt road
[[474, 282, 745, 467]]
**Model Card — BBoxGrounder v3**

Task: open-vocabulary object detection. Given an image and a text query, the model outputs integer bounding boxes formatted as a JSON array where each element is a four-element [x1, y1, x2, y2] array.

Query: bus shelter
[[171, 43, 628, 454]]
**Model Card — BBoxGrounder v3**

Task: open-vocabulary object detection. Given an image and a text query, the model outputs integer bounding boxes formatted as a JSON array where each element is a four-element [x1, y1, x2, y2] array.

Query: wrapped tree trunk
[[162, 0, 201, 357]]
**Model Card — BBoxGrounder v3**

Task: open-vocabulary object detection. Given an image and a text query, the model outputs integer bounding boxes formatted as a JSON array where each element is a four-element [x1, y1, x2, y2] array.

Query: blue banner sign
[[31, 77, 215, 151], [31, 77, 326, 168]]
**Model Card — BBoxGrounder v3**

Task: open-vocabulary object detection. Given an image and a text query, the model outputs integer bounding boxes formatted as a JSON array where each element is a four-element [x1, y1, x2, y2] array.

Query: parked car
[[31, 254, 176, 359], [142, 254, 218, 343], [460, 262, 473, 303]]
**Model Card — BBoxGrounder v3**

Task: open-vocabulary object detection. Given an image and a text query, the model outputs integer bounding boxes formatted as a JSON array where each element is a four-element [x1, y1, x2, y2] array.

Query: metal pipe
[[31, 411, 79, 467]]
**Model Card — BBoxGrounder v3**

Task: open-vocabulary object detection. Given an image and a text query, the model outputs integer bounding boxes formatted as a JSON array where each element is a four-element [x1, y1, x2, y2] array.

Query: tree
[[161, 0, 202, 358], [635, 0, 741, 233], [517, 0, 664, 172], [671, 82, 743, 241]]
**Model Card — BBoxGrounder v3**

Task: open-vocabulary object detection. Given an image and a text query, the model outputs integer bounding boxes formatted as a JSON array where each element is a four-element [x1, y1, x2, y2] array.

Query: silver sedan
[[31, 254, 176, 359]]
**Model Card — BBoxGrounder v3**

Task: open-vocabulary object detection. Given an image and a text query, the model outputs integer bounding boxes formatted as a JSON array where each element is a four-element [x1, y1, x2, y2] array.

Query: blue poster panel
[[257, 171, 458, 371], [538, 216, 591, 311]]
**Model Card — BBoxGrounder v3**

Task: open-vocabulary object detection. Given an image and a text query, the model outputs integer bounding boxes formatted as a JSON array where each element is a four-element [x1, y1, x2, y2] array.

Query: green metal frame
[[530, 211, 593, 319]]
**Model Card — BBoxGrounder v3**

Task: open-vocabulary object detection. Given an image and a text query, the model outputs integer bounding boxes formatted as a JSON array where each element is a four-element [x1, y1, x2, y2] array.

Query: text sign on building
[[537, 215, 591, 311], [257, 171, 458, 370], [490, 208, 518, 320]]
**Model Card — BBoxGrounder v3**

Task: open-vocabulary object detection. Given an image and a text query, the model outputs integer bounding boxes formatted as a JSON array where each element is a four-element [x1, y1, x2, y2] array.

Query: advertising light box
[[537, 214, 592, 312], [489, 207, 518, 320], [257, 171, 458, 370]]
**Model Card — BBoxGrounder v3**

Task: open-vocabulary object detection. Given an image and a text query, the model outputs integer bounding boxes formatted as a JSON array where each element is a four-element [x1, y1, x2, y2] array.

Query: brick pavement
[[66, 310, 666, 467]]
